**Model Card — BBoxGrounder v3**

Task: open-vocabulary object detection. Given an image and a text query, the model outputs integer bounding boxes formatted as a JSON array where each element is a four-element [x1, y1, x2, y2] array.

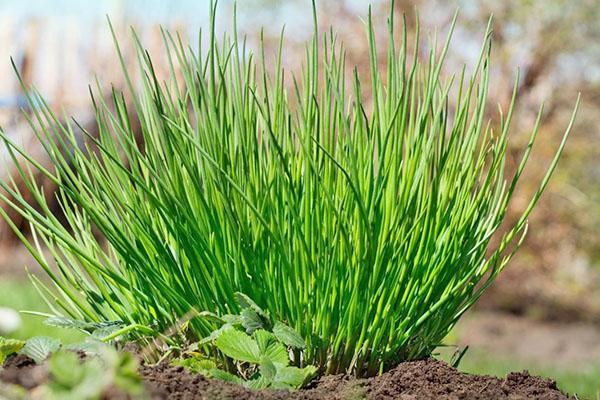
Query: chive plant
[[0, 2, 578, 377]]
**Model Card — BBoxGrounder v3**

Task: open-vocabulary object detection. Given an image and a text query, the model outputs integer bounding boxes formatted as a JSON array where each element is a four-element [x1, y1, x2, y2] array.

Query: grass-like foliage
[[0, 1, 578, 377]]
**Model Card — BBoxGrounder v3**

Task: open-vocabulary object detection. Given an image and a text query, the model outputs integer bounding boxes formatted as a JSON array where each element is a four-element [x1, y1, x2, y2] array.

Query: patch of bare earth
[[2, 354, 570, 399]]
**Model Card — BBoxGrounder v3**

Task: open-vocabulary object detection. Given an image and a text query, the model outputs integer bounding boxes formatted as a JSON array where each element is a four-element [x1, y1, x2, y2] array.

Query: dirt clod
[[0, 354, 47, 389]]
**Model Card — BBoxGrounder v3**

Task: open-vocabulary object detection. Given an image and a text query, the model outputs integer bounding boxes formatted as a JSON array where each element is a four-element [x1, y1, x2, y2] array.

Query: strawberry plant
[[172, 293, 316, 389], [0, 334, 143, 399]]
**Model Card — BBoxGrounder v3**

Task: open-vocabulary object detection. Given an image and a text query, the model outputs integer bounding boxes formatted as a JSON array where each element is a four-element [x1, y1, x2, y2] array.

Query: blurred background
[[0, 0, 597, 397]]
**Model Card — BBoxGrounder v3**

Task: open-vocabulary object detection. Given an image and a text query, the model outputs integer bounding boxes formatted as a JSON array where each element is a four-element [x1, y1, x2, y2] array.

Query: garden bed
[[2, 354, 569, 399]]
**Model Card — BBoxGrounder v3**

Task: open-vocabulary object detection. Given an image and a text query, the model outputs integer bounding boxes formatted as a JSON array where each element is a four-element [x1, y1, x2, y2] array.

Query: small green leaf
[[44, 349, 108, 400], [210, 368, 243, 384], [273, 322, 306, 349], [215, 327, 260, 363], [171, 356, 216, 375], [221, 314, 243, 325], [240, 308, 263, 334], [245, 376, 271, 390], [0, 337, 25, 365], [198, 359, 218, 371], [255, 330, 289, 367], [265, 341, 289, 367], [47, 350, 84, 388], [20, 336, 61, 363], [254, 329, 276, 351], [272, 365, 316, 389], [259, 356, 276, 380], [301, 365, 318, 383], [90, 322, 125, 341], [198, 323, 232, 345], [273, 366, 306, 389], [44, 317, 124, 336], [91, 321, 124, 329], [44, 316, 92, 330], [235, 293, 269, 319]]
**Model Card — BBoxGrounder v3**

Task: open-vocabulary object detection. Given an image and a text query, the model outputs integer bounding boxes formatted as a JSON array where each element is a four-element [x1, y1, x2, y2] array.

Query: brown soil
[[0, 354, 43, 390], [1, 354, 570, 399]]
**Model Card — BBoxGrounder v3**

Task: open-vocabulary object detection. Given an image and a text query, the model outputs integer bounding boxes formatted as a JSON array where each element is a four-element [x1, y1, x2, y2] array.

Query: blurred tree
[[453, 0, 600, 317]]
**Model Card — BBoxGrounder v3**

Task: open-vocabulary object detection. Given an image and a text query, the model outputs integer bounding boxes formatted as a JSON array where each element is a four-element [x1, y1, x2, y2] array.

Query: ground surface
[[1, 355, 570, 400], [446, 312, 600, 398]]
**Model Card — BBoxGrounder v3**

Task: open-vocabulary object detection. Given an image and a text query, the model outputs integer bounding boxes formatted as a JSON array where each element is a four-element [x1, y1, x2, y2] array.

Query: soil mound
[[1, 355, 570, 399]]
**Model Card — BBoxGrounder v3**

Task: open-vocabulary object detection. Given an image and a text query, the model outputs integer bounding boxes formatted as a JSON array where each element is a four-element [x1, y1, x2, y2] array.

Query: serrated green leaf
[[44, 349, 108, 400], [271, 364, 316, 389], [0, 337, 25, 365], [210, 368, 243, 384], [90, 323, 124, 341], [20, 336, 61, 363], [273, 366, 306, 389], [240, 308, 263, 334], [273, 322, 306, 349], [259, 355, 276, 380], [198, 323, 232, 346], [245, 376, 271, 390], [265, 342, 289, 367], [235, 293, 268, 319], [197, 359, 217, 372], [44, 317, 124, 337], [171, 356, 216, 375], [221, 314, 243, 325], [254, 330, 289, 367], [254, 329, 276, 351], [47, 350, 83, 388], [91, 321, 124, 330], [301, 365, 318, 383], [215, 327, 260, 363], [44, 316, 92, 330]]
